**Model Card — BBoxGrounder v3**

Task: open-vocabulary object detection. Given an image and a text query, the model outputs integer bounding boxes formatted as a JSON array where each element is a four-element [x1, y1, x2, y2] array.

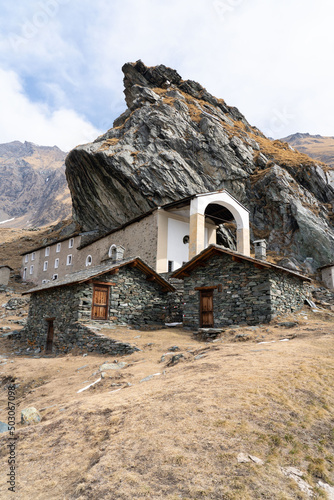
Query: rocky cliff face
[[0, 141, 71, 228], [65, 61, 334, 271]]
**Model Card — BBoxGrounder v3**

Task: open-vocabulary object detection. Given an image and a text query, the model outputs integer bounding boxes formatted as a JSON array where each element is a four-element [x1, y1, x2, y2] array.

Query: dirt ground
[[0, 291, 333, 499]]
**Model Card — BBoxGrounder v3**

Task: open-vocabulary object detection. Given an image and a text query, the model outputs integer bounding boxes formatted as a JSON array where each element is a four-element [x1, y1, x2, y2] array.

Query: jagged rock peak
[[120, 60, 249, 126]]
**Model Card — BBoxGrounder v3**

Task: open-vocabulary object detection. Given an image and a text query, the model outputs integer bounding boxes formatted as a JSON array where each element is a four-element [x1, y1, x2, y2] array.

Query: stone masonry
[[182, 253, 308, 329], [22, 265, 169, 354]]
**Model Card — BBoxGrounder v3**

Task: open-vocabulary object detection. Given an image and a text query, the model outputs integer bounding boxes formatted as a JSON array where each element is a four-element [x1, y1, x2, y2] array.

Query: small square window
[[66, 254, 72, 266], [69, 238, 74, 248], [45, 247, 50, 257], [43, 261, 48, 271], [55, 258, 59, 269], [56, 243, 61, 253], [52, 274, 58, 280], [29, 265, 34, 275], [31, 252, 35, 261]]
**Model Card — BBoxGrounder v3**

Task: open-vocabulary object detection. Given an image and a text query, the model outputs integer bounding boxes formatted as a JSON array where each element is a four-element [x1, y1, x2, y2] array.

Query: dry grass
[[98, 138, 120, 152], [0, 299, 333, 499]]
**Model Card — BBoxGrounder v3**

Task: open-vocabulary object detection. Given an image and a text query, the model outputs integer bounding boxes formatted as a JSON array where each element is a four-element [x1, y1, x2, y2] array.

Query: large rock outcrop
[[65, 60, 334, 270]]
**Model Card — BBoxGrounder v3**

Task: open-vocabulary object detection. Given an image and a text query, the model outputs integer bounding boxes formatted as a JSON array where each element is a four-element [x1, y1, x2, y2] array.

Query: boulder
[[21, 407, 41, 425]]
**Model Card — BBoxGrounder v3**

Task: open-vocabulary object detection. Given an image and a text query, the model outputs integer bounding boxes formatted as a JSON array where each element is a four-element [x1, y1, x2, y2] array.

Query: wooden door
[[92, 285, 109, 320], [46, 320, 54, 353], [200, 290, 214, 327]]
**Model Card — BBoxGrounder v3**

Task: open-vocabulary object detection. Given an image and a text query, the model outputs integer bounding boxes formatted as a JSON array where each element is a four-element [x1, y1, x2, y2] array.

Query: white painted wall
[[167, 218, 208, 271]]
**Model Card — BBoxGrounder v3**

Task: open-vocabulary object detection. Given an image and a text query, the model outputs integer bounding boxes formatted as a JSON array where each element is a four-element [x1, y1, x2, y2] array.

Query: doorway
[[45, 319, 55, 353], [91, 285, 109, 320], [200, 289, 214, 327]]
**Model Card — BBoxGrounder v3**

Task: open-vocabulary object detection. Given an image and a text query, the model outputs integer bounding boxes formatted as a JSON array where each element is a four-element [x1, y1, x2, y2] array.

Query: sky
[[0, 0, 333, 151]]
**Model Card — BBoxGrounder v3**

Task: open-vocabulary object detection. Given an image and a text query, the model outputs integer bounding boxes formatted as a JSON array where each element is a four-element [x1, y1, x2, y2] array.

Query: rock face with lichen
[[65, 60, 334, 271]]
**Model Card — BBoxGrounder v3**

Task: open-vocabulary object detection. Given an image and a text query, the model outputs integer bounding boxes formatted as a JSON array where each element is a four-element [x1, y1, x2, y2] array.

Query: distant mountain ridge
[[0, 141, 72, 228], [282, 133, 334, 168]]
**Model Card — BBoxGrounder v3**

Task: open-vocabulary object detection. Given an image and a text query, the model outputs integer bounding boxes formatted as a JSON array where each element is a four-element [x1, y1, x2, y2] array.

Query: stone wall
[[23, 284, 81, 351], [183, 254, 307, 329], [0, 267, 11, 286], [269, 272, 307, 316], [160, 273, 184, 323], [78, 266, 168, 325], [22, 265, 169, 353], [76, 212, 158, 272]]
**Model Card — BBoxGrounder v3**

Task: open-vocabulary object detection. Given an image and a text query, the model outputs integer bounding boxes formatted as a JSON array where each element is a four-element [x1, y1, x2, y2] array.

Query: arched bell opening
[[204, 203, 237, 251], [189, 191, 250, 259]]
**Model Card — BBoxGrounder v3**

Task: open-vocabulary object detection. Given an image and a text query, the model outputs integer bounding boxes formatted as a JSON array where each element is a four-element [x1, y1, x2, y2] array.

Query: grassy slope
[[0, 304, 333, 499]]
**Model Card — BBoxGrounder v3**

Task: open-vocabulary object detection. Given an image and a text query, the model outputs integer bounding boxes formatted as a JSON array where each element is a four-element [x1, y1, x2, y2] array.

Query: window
[[29, 265, 34, 275], [56, 243, 61, 253], [69, 238, 74, 248], [24, 255, 29, 263], [168, 260, 174, 272], [183, 235, 190, 244], [66, 254, 72, 266], [45, 247, 50, 257], [43, 261, 48, 271], [54, 258, 59, 269], [23, 268, 27, 280], [42, 279, 50, 284], [52, 274, 58, 280], [31, 252, 35, 261], [108, 244, 116, 258], [86, 255, 92, 266]]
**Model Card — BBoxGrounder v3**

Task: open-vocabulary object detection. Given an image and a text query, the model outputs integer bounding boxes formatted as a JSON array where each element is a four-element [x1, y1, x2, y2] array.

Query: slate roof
[[22, 257, 175, 295], [171, 244, 311, 282], [318, 262, 334, 270]]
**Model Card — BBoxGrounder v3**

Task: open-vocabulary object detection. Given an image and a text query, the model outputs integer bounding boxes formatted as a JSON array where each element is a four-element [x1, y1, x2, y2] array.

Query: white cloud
[[0, 68, 100, 151], [0, 0, 334, 147]]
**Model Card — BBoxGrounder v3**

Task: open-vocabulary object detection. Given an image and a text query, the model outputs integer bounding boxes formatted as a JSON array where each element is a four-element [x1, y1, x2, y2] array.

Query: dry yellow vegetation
[[0, 299, 333, 499]]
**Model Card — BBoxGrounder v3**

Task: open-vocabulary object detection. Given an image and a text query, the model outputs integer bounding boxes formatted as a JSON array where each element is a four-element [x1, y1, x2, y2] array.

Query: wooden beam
[[146, 275, 156, 282], [90, 280, 116, 286], [232, 256, 242, 263], [109, 268, 119, 275], [195, 285, 219, 291]]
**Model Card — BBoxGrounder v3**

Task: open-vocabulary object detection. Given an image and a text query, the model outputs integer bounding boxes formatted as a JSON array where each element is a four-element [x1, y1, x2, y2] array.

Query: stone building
[[319, 263, 334, 290], [20, 190, 250, 284], [0, 265, 12, 287], [172, 245, 310, 329], [22, 256, 174, 354]]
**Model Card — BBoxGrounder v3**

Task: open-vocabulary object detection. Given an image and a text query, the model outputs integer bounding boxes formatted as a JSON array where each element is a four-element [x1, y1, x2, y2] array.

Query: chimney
[[115, 245, 125, 261], [253, 239, 267, 261], [107, 245, 125, 262]]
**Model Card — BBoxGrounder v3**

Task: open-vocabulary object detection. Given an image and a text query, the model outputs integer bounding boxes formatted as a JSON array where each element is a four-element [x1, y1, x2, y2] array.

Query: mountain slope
[[65, 61, 334, 270], [0, 141, 72, 228], [282, 132, 334, 169]]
